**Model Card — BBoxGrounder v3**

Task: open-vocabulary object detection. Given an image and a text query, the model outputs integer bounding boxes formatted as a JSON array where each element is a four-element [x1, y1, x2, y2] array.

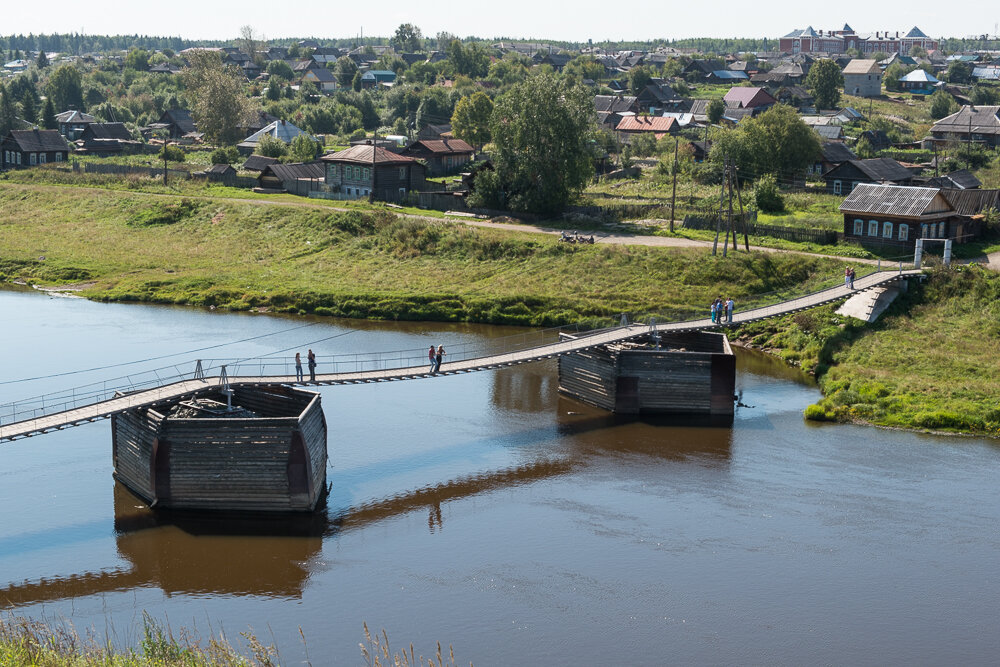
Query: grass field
[[0, 183, 849, 327]]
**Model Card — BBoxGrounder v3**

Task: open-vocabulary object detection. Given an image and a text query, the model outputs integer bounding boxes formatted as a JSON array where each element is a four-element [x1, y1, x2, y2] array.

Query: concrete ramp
[[836, 285, 903, 323]]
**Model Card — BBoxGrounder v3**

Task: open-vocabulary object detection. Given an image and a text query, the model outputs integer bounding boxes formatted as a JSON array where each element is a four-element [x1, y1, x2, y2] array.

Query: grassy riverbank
[[0, 183, 847, 326], [736, 265, 1000, 437]]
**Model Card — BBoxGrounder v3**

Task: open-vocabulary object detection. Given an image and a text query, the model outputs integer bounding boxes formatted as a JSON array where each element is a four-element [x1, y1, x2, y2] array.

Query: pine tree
[[20, 90, 37, 125], [41, 97, 56, 129], [36, 50, 49, 68], [0, 87, 19, 135]]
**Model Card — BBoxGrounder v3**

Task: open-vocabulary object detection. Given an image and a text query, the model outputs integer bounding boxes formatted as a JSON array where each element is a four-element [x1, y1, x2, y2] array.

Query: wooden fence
[[682, 213, 839, 245], [84, 163, 191, 180]]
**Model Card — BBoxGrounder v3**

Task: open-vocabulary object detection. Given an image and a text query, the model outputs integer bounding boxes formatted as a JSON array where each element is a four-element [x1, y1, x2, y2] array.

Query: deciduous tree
[[805, 59, 843, 110], [710, 104, 820, 180], [183, 49, 258, 145], [392, 24, 423, 53], [451, 91, 493, 151], [45, 64, 84, 112], [470, 72, 594, 215], [707, 99, 725, 124]]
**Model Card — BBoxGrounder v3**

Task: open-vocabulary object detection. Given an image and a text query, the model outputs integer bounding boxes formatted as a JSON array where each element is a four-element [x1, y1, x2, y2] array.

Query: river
[[1, 287, 998, 665]]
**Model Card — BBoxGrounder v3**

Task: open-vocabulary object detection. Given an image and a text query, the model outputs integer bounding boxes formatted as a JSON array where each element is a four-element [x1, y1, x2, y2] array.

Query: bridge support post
[[914, 239, 923, 270], [219, 365, 233, 411], [620, 313, 629, 327], [194, 359, 205, 380], [943, 239, 952, 266]]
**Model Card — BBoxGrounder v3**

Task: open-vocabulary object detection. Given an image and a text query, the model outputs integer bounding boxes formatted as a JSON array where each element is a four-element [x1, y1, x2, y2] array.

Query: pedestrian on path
[[726, 297, 735, 323], [429, 345, 437, 373], [845, 267, 852, 289], [849, 267, 856, 289], [307, 349, 316, 382], [435, 345, 445, 373], [295, 352, 303, 382]]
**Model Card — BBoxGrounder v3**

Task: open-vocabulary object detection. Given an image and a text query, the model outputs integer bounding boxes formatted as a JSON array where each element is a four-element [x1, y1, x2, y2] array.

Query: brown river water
[[1, 287, 998, 665]]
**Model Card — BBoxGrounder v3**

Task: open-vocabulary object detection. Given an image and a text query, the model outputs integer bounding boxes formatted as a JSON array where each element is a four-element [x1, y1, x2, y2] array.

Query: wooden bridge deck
[[0, 270, 922, 442]]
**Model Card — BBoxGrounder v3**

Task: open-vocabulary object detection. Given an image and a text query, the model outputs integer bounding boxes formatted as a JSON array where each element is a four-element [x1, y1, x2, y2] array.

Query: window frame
[[898, 223, 908, 241], [882, 221, 893, 239], [853, 219, 864, 235], [833, 179, 842, 195], [868, 220, 878, 236]]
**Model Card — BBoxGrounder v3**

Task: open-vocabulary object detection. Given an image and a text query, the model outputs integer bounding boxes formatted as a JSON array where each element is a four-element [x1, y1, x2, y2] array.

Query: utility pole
[[723, 159, 734, 257], [933, 140, 938, 178], [712, 155, 726, 256], [669, 138, 678, 233], [369, 126, 377, 203], [735, 165, 749, 251]]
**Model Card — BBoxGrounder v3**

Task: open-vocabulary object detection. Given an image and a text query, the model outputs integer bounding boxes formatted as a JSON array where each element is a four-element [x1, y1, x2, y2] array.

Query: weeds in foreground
[[0, 611, 273, 666], [361, 622, 471, 667]]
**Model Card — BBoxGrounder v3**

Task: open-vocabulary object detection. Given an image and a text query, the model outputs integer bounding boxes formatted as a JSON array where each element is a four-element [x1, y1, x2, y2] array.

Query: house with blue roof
[[361, 70, 397, 89], [898, 69, 939, 94], [706, 70, 749, 84]]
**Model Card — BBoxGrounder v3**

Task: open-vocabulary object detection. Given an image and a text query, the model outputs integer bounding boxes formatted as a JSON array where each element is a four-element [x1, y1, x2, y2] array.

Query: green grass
[[737, 265, 1000, 437], [0, 181, 849, 328]]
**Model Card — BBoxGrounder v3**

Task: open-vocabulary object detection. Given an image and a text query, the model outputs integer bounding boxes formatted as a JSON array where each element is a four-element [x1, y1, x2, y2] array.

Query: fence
[[681, 213, 839, 245], [84, 163, 191, 180]]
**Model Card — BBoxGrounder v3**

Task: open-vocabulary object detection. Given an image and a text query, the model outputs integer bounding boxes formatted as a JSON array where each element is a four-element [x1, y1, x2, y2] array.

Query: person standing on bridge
[[295, 353, 304, 382], [435, 345, 446, 373], [429, 345, 437, 373], [726, 297, 735, 323], [307, 349, 316, 382], [845, 267, 852, 289], [849, 267, 856, 290]]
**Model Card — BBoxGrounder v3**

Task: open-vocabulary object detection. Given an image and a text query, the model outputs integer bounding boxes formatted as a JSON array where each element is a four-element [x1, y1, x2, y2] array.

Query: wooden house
[[257, 161, 325, 191], [144, 109, 197, 140], [55, 109, 96, 140], [824, 158, 913, 194], [1, 129, 69, 169], [74, 122, 138, 156], [723, 86, 776, 111], [840, 183, 999, 247], [321, 144, 426, 201], [930, 105, 1000, 148], [615, 115, 677, 139], [402, 138, 475, 176], [242, 154, 280, 172], [811, 142, 856, 175], [417, 123, 453, 140]]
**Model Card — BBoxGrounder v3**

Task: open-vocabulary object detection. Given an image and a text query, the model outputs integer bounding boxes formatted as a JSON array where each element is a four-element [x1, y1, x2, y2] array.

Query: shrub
[[157, 144, 185, 163], [753, 173, 785, 213], [209, 146, 240, 164], [804, 403, 834, 421]]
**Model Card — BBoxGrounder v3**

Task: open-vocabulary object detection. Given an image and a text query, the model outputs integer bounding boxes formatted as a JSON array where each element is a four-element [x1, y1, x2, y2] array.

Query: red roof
[[320, 144, 418, 165], [723, 86, 776, 109], [615, 115, 676, 133]]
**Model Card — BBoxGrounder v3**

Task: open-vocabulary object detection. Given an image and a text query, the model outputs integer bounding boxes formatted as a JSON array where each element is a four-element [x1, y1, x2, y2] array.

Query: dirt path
[[0, 181, 898, 267]]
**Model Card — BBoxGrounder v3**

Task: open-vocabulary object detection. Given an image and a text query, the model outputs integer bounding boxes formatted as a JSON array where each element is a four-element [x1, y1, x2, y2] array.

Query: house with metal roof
[[74, 122, 138, 156], [923, 169, 981, 190], [930, 105, 1000, 148], [360, 70, 397, 88], [811, 141, 856, 175], [705, 70, 749, 84], [237, 119, 314, 155], [843, 59, 881, 97], [823, 158, 913, 195], [257, 161, 325, 192], [898, 68, 939, 94], [1, 129, 69, 169], [615, 115, 677, 139], [840, 183, 998, 247], [55, 109, 96, 140], [972, 66, 1000, 81], [321, 144, 426, 201], [723, 86, 776, 111]]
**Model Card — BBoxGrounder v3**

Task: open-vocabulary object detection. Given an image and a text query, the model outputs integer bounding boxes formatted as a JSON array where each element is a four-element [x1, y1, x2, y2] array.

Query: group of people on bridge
[[428, 345, 446, 373], [711, 297, 735, 324], [294, 350, 317, 382]]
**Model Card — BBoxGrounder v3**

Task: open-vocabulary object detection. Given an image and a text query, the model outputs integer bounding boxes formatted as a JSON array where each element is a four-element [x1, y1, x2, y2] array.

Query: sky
[[2, 0, 996, 43]]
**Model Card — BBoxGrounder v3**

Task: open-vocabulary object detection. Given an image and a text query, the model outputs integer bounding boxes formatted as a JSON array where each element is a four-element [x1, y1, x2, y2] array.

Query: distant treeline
[[3, 32, 997, 57]]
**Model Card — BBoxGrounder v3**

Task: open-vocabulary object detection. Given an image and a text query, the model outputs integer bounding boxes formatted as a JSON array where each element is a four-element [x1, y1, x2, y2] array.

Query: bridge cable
[[0, 321, 322, 386]]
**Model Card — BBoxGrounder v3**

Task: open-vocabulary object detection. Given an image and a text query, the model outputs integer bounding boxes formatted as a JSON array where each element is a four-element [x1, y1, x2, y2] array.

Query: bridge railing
[[0, 322, 601, 427], [0, 263, 919, 430]]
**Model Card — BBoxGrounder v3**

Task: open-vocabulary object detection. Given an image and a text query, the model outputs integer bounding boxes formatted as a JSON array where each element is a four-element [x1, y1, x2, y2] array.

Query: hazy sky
[[2, 0, 996, 43]]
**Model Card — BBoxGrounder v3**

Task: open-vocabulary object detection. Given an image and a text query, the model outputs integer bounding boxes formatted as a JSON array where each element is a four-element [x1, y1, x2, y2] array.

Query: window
[[16, 153, 21, 165], [938, 222, 946, 238], [882, 221, 893, 239], [833, 179, 842, 195], [853, 219, 864, 235], [868, 220, 878, 236], [55, 152, 62, 162], [363, 167, 370, 181], [898, 224, 908, 241], [921, 223, 929, 238], [329, 164, 338, 177], [399, 167, 406, 178], [29, 153, 37, 165], [39, 153, 46, 164]]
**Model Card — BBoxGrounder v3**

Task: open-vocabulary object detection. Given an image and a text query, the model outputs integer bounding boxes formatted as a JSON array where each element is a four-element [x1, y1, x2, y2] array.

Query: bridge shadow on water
[[1, 389, 735, 606]]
